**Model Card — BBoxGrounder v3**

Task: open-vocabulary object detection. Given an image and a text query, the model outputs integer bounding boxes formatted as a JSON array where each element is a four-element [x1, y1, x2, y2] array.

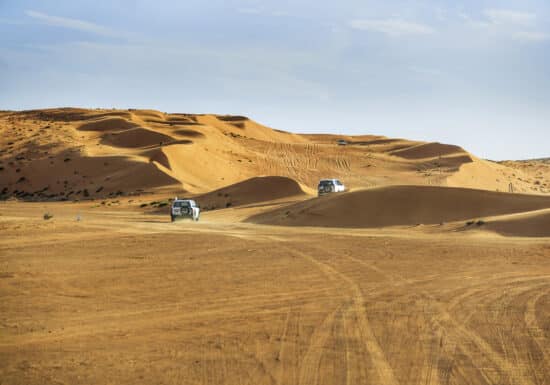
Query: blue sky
[[1, 0, 549, 160]]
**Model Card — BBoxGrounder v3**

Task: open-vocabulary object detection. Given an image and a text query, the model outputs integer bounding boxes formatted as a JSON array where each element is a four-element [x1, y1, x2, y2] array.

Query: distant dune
[[246, 185, 550, 228], [390, 142, 465, 159], [1, 108, 549, 202]]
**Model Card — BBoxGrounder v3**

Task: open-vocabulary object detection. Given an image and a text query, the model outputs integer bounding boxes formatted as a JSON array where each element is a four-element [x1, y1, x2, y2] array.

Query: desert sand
[[1, 108, 549, 384]]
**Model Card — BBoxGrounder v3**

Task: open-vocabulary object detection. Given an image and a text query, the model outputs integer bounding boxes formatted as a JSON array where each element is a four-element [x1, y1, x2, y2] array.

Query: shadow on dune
[[196, 176, 306, 210]]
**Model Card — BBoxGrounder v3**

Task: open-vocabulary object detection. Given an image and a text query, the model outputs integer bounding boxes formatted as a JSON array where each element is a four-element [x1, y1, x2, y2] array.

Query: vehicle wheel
[[195, 216, 200, 222], [170, 215, 175, 222]]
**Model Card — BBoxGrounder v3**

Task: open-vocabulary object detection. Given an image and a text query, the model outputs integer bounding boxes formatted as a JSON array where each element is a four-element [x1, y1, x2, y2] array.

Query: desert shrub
[[476, 220, 486, 226], [140, 203, 148, 208], [43, 213, 53, 220], [157, 202, 168, 208], [466, 220, 475, 226]]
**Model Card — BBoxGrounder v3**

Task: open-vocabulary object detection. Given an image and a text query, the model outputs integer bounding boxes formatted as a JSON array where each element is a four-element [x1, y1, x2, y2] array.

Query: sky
[[0, 0, 549, 160]]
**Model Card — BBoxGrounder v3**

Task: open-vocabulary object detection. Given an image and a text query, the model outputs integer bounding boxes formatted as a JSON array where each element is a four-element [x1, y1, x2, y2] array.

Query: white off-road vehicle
[[317, 179, 345, 196], [170, 198, 200, 222]]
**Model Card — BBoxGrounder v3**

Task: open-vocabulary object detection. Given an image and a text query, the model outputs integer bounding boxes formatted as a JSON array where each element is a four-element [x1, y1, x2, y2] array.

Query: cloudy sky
[[1, 0, 549, 160]]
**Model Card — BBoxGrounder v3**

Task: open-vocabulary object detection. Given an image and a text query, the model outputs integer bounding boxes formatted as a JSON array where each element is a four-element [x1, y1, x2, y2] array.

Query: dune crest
[[246, 185, 550, 228], [196, 176, 307, 210], [1, 108, 549, 201]]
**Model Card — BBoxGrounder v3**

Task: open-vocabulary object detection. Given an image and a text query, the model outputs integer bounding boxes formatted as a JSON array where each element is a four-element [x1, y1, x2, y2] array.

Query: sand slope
[[1, 108, 548, 201], [196, 176, 307, 210], [247, 185, 550, 228], [480, 209, 550, 237]]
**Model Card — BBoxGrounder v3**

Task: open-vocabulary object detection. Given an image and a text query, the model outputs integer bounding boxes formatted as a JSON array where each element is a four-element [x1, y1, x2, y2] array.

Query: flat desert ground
[[1, 109, 550, 384], [1, 201, 549, 385]]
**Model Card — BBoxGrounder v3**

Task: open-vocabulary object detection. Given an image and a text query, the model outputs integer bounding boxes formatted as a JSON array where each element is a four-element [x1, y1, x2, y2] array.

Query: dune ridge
[[194, 176, 307, 210], [481, 209, 550, 237], [1, 108, 549, 202], [246, 185, 550, 229]]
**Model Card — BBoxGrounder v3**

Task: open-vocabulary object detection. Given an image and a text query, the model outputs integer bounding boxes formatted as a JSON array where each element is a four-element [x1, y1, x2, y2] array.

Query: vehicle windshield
[[319, 181, 333, 187], [173, 201, 190, 208]]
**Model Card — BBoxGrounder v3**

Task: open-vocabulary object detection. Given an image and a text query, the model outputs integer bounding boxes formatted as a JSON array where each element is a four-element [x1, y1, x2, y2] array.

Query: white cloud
[[484, 9, 536, 26], [513, 31, 549, 42], [350, 19, 434, 37], [463, 9, 548, 43], [25, 10, 119, 37]]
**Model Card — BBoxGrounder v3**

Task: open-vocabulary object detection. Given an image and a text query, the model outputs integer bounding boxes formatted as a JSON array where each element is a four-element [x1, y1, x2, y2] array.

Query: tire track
[[298, 306, 343, 385], [276, 307, 298, 385], [340, 254, 547, 385], [285, 246, 400, 385], [524, 287, 550, 365]]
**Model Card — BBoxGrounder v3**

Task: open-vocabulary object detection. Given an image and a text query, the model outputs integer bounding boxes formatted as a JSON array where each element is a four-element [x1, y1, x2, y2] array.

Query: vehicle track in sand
[[1, 204, 549, 385], [338, 250, 549, 385], [282, 245, 400, 385]]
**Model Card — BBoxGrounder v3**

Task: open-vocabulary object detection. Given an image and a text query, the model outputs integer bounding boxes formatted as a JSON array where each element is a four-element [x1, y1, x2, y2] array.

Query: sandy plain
[[1, 201, 549, 385]]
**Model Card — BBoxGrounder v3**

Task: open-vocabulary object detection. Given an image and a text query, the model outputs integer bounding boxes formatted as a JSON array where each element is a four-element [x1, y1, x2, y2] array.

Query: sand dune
[[1, 108, 549, 202], [77, 117, 138, 132], [196, 176, 307, 210], [479, 209, 550, 237], [1, 153, 180, 200], [247, 185, 550, 228], [172, 129, 205, 138], [391, 142, 465, 159], [100, 127, 175, 148]]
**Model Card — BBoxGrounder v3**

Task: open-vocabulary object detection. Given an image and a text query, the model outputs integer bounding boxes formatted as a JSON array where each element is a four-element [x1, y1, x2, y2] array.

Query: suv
[[170, 198, 200, 222], [317, 179, 345, 196]]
